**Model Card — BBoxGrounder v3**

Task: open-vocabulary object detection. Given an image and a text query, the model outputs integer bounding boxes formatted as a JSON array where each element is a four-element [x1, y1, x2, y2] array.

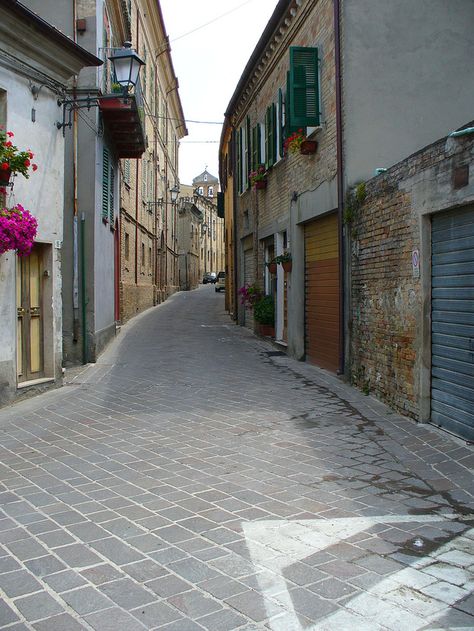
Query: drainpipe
[[135, 12, 140, 287], [80, 213, 87, 364], [334, 0, 345, 376], [232, 128, 239, 321], [72, 0, 80, 345]]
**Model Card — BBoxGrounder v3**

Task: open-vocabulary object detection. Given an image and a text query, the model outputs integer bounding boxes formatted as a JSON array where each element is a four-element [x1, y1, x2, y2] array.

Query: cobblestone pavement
[[0, 286, 473, 630]]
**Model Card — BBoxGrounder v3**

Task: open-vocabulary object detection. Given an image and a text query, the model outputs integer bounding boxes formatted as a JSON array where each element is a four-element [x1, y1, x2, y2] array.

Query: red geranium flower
[[24, 159, 30, 167], [1, 163, 9, 170], [6, 132, 14, 138], [32, 164, 38, 172]]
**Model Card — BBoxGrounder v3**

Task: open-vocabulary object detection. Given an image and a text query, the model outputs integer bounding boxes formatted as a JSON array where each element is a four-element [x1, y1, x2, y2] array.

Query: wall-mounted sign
[[412, 249, 420, 278]]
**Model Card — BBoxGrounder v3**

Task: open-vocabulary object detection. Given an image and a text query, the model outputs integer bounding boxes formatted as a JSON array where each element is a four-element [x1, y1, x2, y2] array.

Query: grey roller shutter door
[[431, 206, 474, 440], [243, 248, 254, 330]]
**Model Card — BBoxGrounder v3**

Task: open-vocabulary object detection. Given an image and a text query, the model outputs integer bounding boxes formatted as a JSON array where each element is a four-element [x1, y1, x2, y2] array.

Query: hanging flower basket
[[267, 261, 277, 274], [300, 140, 318, 155], [282, 260, 292, 272], [0, 204, 37, 256], [255, 180, 267, 190], [0, 167, 12, 186]]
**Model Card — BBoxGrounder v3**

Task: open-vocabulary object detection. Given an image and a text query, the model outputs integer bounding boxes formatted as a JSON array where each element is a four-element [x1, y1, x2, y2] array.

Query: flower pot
[[254, 180, 267, 190], [0, 168, 12, 186], [300, 140, 317, 155], [258, 323, 275, 337], [282, 260, 292, 273], [267, 262, 277, 274]]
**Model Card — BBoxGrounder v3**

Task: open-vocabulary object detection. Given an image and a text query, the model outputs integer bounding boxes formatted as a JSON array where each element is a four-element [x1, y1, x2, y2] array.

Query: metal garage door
[[431, 206, 474, 441], [243, 247, 255, 330], [304, 213, 340, 372]]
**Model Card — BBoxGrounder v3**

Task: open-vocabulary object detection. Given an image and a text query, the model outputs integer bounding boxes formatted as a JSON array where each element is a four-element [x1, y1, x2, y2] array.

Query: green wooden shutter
[[265, 104, 276, 168], [252, 125, 261, 170], [109, 165, 115, 224], [102, 147, 110, 220], [278, 88, 284, 157], [289, 46, 320, 127], [245, 116, 251, 190], [236, 127, 241, 193], [124, 158, 130, 185]]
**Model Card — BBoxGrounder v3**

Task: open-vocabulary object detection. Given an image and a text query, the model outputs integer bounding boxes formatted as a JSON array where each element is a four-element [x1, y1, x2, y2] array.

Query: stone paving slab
[[0, 286, 472, 630]]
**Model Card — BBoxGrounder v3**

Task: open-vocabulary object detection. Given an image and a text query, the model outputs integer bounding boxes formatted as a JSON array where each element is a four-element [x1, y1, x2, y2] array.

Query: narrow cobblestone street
[[0, 286, 473, 630]]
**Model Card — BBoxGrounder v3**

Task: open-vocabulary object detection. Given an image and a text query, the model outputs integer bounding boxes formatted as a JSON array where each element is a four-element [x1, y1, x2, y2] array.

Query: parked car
[[215, 271, 225, 292], [202, 272, 216, 284]]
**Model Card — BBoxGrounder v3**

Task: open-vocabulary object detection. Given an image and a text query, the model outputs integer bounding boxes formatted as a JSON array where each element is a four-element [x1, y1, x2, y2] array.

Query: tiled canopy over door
[[431, 206, 474, 441]]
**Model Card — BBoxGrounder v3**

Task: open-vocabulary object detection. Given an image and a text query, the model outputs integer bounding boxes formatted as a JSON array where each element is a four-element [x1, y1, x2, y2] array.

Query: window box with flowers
[[274, 251, 292, 272], [249, 165, 267, 190], [283, 129, 317, 156], [0, 128, 38, 186]]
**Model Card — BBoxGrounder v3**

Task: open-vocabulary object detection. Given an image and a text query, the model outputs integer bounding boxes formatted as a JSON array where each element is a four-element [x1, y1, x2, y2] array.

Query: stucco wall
[[0, 67, 64, 403], [343, 0, 474, 186]]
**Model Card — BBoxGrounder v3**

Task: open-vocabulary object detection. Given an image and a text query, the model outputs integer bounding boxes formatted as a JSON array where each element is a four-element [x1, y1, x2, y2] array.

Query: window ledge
[[307, 126, 322, 139]]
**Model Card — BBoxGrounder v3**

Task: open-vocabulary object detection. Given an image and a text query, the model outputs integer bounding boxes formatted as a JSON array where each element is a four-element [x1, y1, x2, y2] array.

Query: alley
[[0, 286, 473, 630]]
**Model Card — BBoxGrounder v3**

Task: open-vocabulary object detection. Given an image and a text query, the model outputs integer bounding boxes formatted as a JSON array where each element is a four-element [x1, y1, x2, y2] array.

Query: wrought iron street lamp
[[170, 184, 180, 203], [108, 42, 145, 96]]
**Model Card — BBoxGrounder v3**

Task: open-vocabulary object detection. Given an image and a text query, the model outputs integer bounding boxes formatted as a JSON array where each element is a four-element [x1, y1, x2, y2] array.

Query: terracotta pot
[[300, 140, 317, 155], [267, 262, 277, 274], [254, 180, 267, 190], [258, 323, 275, 337], [0, 168, 12, 186], [282, 260, 292, 273]]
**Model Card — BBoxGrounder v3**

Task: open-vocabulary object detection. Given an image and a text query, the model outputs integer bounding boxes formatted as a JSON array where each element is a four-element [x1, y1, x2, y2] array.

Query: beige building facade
[[120, 0, 187, 322]]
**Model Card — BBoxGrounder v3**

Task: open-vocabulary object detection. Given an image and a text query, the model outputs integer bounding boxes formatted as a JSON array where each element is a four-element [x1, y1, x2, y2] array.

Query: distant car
[[202, 272, 216, 284], [215, 271, 225, 292]]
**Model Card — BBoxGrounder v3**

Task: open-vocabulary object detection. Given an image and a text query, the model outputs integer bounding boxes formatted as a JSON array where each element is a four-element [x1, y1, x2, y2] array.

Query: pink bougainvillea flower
[[0, 204, 37, 257]]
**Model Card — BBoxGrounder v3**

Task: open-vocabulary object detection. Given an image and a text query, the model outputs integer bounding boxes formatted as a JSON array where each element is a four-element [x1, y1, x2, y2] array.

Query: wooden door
[[17, 246, 44, 382], [304, 213, 340, 371]]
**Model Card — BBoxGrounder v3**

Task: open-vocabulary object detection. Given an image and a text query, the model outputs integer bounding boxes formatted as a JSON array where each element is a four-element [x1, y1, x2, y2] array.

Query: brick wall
[[350, 131, 474, 419]]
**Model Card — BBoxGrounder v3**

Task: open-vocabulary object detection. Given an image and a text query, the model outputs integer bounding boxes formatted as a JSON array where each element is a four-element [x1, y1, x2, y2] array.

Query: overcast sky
[[159, 0, 278, 186]]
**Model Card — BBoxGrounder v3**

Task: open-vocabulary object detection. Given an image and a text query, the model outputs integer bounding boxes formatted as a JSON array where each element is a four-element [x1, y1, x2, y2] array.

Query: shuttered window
[[245, 117, 251, 190], [123, 159, 131, 186], [265, 104, 276, 169], [251, 124, 261, 171], [236, 128, 242, 193], [102, 147, 110, 221], [278, 88, 284, 159], [109, 165, 115, 224], [289, 47, 320, 128]]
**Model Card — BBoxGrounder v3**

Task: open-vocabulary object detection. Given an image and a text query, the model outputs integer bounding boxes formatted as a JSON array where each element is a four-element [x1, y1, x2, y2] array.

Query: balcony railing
[[97, 48, 146, 158]]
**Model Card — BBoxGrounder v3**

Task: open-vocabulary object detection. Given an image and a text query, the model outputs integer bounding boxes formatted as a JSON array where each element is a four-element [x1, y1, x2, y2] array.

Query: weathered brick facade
[[350, 129, 474, 420]]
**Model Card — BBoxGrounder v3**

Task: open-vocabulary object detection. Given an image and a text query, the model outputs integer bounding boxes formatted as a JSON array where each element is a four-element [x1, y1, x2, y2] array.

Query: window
[[141, 242, 145, 266], [204, 173, 208, 181], [251, 124, 261, 171], [208, 186, 213, 197], [102, 146, 114, 223], [123, 159, 131, 186], [149, 246, 152, 268], [198, 186, 204, 195], [288, 46, 320, 128], [265, 104, 276, 169]]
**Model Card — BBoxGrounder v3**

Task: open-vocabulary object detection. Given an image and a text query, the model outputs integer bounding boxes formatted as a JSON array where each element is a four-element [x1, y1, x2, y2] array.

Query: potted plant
[[0, 203, 37, 256], [0, 128, 38, 186], [253, 294, 275, 337], [266, 258, 277, 274], [274, 250, 292, 272], [283, 129, 317, 156], [249, 165, 267, 190]]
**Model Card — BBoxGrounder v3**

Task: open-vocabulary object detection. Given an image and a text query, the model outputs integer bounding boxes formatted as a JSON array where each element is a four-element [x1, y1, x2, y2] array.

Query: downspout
[[80, 213, 87, 363], [334, 0, 345, 376]]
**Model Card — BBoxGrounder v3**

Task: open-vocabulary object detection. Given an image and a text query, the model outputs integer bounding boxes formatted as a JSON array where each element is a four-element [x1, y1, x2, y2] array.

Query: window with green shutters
[[251, 124, 261, 171], [123, 159, 131, 186], [288, 46, 320, 128], [265, 103, 276, 169], [245, 117, 250, 190], [109, 165, 115, 224], [278, 88, 284, 158], [102, 147, 110, 221], [236, 128, 241, 194]]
